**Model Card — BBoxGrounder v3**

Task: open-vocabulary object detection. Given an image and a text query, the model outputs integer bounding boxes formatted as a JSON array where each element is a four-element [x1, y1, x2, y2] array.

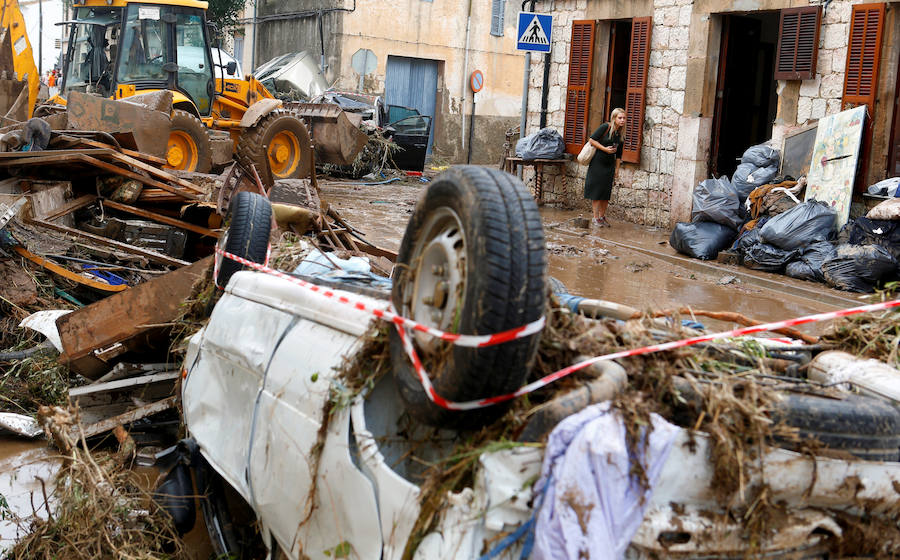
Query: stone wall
[[526, 0, 895, 227]]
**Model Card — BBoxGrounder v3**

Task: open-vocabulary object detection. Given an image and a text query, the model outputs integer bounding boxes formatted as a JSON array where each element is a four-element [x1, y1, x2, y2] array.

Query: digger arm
[[0, 0, 38, 119]]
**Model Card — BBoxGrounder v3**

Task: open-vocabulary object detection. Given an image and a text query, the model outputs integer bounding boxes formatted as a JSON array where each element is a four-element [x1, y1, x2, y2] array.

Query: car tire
[[215, 191, 271, 288], [390, 166, 546, 429], [237, 108, 312, 184], [771, 393, 900, 462], [166, 109, 213, 173], [672, 378, 900, 461]]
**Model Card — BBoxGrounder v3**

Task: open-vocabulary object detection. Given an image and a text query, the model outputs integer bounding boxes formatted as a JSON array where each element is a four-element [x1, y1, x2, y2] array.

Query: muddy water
[[0, 438, 59, 553], [321, 178, 843, 335]]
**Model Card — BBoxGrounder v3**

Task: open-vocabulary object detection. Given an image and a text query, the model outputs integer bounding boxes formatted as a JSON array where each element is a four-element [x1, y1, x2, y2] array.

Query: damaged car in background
[[159, 167, 900, 559]]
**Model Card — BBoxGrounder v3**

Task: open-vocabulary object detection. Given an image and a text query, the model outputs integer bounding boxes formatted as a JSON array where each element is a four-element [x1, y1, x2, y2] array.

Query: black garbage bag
[[733, 162, 779, 202], [691, 176, 745, 230], [670, 222, 737, 260], [822, 244, 899, 293], [847, 217, 900, 262], [741, 144, 780, 168], [785, 241, 837, 283], [758, 200, 837, 250], [515, 128, 565, 160], [742, 241, 800, 273], [733, 227, 761, 255]]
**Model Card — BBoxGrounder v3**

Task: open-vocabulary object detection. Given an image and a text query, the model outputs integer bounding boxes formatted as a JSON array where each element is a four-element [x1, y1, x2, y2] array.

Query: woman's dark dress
[[584, 123, 623, 201]]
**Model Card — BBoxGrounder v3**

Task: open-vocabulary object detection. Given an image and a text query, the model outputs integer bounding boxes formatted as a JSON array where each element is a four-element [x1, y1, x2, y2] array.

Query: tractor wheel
[[165, 110, 213, 173], [236, 109, 312, 183]]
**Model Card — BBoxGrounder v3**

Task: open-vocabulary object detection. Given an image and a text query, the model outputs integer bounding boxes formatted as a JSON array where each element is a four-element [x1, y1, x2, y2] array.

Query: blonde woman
[[584, 108, 625, 227]]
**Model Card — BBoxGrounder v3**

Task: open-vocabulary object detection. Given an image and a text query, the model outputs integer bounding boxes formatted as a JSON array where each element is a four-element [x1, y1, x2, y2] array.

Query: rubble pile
[[671, 142, 900, 293]]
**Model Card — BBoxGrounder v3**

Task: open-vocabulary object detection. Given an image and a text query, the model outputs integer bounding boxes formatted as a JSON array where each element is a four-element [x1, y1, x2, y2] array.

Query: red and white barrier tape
[[397, 298, 900, 411], [215, 246, 900, 411], [214, 247, 545, 347]]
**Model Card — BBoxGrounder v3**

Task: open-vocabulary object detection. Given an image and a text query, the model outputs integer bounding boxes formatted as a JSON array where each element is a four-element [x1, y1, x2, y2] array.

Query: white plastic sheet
[[532, 402, 680, 560]]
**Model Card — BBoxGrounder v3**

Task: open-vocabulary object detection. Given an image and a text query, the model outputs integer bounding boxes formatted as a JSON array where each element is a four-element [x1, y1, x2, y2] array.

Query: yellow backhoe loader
[[43, 0, 365, 179]]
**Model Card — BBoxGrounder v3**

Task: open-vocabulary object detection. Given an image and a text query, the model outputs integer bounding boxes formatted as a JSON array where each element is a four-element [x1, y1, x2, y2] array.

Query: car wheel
[[390, 166, 546, 429], [194, 455, 265, 559], [165, 109, 213, 173], [215, 191, 272, 288]]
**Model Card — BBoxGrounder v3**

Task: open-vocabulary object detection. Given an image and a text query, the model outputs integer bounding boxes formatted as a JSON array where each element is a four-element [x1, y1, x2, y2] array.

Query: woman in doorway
[[584, 108, 625, 227]]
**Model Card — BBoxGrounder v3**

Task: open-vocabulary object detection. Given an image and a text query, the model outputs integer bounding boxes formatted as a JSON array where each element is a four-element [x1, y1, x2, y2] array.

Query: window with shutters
[[563, 18, 651, 160], [563, 21, 595, 154], [490, 0, 506, 37], [774, 6, 821, 81], [621, 17, 651, 164]]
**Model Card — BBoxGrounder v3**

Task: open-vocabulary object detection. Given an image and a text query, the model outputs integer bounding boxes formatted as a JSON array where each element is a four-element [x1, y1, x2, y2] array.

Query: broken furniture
[[502, 156, 569, 203]]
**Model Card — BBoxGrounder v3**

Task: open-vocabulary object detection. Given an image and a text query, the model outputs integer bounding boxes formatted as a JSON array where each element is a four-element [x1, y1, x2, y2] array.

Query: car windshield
[[61, 7, 120, 96]]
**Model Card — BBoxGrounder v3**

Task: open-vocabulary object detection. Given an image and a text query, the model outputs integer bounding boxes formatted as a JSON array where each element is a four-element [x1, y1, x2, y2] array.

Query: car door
[[387, 114, 432, 171]]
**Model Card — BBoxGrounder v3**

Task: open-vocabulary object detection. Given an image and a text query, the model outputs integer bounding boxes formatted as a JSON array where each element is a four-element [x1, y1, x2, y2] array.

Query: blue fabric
[[556, 294, 584, 313]]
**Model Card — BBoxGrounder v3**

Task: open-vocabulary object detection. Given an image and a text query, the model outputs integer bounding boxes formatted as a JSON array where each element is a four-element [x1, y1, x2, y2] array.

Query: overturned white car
[[163, 167, 900, 559]]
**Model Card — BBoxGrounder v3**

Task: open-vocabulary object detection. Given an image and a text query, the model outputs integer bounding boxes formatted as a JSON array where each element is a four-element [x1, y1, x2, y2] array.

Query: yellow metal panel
[[1, 0, 39, 118], [74, 0, 209, 10]]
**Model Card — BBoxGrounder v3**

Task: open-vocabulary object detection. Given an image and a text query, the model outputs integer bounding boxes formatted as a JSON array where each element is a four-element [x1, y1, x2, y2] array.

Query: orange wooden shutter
[[774, 6, 821, 80], [622, 17, 651, 164], [842, 3, 884, 191], [563, 21, 595, 154], [842, 3, 884, 110]]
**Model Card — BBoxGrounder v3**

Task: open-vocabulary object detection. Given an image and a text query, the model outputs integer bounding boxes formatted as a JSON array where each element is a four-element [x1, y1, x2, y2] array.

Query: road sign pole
[[518, 52, 530, 179]]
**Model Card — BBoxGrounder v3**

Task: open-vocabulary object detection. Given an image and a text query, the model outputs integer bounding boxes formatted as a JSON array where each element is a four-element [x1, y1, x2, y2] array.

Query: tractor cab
[[60, 0, 221, 116]]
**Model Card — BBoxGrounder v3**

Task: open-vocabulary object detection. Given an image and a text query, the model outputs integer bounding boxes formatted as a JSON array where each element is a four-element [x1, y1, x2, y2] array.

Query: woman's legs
[[591, 199, 601, 220], [597, 199, 609, 219]]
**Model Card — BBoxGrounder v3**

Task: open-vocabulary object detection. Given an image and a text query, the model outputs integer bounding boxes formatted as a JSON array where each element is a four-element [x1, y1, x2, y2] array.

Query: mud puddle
[[0, 439, 59, 553], [321, 178, 836, 335]]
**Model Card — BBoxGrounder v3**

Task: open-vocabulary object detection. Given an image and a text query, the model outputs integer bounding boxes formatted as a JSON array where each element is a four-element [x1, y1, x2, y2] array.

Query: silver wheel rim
[[405, 207, 467, 353]]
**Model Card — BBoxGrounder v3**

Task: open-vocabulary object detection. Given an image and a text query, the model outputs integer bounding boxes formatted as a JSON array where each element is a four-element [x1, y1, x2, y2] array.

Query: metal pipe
[[461, 0, 473, 156], [467, 93, 476, 163], [250, 0, 258, 71], [38, 0, 43, 77], [517, 0, 535, 179]]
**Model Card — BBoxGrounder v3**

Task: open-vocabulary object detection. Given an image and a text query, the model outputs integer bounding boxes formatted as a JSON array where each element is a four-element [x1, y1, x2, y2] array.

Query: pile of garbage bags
[[515, 128, 565, 160], [670, 142, 900, 292]]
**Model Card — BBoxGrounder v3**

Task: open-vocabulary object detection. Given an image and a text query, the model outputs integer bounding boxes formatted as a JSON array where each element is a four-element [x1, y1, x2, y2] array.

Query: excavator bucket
[[290, 102, 369, 166], [0, 0, 38, 121]]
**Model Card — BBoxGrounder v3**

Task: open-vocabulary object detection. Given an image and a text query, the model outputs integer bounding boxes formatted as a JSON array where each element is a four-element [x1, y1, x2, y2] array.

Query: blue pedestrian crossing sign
[[517, 12, 552, 53]]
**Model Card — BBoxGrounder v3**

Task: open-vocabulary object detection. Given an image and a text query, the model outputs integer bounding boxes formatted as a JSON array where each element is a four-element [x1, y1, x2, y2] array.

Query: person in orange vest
[[47, 71, 57, 87]]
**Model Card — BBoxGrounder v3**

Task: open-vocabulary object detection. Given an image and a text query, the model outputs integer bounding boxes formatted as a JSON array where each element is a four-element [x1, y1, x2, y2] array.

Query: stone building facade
[[237, 0, 528, 165], [526, 0, 900, 227]]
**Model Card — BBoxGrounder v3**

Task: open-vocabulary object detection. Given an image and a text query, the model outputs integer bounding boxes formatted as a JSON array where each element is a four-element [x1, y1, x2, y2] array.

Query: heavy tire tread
[[236, 108, 311, 181], [391, 166, 546, 428], [217, 191, 271, 287], [170, 109, 212, 173]]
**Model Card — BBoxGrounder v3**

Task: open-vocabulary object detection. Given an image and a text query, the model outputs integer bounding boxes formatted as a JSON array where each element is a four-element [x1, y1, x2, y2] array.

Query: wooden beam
[[0, 148, 115, 159], [40, 194, 97, 221], [80, 154, 199, 201], [68, 137, 168, 166], [104, 151, 206, 194], [28, 218, 189, 267], [13, 246, 129, 293], [80, 396, 177, 439], [101, 199, 220, 238]]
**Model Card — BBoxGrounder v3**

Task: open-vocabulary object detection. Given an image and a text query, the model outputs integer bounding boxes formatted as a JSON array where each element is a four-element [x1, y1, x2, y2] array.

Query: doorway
[[710, 12, 779, 178], [604, 20, 631, 123], [385, 56, 439, 156]]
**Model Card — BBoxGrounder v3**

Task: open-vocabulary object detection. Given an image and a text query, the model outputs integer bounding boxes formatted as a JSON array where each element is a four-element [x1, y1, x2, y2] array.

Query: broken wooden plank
[[101, 199, 219, 238], [68, 137, 168, 166], [56, 256, 212, 379], [70, 371, 179, 406], [14, 246, 129, 293], [0, 152, 199, 201], [40, 194, 97, 222], [81, 154, 199, 201], [80, 396, 177, 439], [28, 218, 189, 267], [0, 149, 115, 161], [104, 151, 205, 194]]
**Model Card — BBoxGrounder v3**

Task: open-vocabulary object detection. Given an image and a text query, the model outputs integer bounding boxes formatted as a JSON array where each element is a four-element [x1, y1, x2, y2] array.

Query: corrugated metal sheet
[[385, 56, 438, 155]]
